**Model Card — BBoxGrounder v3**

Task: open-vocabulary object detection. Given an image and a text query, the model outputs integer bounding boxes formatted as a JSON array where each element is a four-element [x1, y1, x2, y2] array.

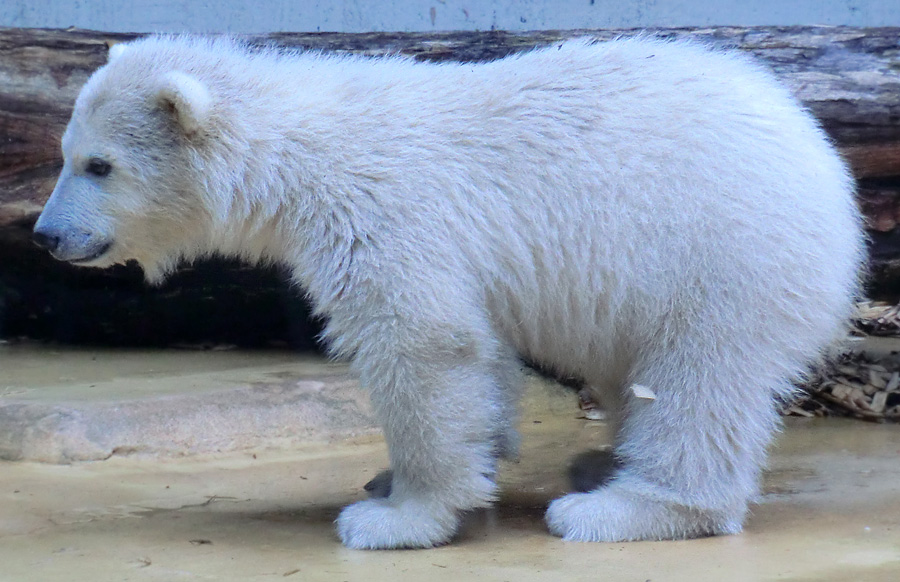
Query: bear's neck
[[199, 67, 406, 314], [204, 140, 380, 317]]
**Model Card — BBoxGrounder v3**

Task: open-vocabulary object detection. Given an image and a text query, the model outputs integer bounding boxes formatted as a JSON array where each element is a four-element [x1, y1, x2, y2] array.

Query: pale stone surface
[[0, 406, 898, 580], [0, 345, 377, 462], [1, 346, 899, 578]]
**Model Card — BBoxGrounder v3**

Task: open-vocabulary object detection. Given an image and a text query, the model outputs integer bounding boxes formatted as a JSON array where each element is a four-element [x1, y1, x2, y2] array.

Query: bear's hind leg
[[546, 339, 787, 541]]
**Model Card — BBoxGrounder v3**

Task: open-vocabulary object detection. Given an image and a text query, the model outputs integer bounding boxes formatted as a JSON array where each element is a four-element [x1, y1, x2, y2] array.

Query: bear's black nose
[[32, 229, 60, 252]]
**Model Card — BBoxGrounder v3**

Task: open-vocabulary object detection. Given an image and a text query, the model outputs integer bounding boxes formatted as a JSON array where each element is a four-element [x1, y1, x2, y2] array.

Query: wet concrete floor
[[1, 346, 899, 581]]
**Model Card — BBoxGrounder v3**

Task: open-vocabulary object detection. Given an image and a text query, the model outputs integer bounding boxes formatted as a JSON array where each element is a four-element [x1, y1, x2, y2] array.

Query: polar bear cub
[[33, 35, 864, 549]]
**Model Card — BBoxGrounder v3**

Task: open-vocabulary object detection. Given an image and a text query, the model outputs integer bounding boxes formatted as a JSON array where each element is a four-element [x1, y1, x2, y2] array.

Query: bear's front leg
[[335, 324, 509, 549]]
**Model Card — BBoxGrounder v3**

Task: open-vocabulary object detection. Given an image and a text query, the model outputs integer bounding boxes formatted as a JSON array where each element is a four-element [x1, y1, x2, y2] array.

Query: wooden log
[[859, 185, 900, 233], [1, 25, 899, 227], [0, 26, 899, 345]]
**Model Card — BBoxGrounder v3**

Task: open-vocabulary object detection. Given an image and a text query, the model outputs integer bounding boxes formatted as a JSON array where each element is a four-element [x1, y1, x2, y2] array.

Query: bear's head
[[33, 38, 233, 285]]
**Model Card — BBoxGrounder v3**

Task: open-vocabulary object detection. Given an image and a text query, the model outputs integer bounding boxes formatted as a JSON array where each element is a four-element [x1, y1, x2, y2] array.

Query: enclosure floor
[[0, 348, 899, 581]]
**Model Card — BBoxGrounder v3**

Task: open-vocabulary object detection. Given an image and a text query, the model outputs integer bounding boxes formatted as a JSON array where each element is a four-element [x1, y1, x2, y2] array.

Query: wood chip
[[870, 391, 888, 413], [630, 384, 657, 400], [887, 372, 900, 392], [868, 370, 887, 389], [849, 388, 869, 408], [831, 384, 852, 400], [787, 405, 814, 418], [787, 324, 900, 422], [854, 301, 900, 337]]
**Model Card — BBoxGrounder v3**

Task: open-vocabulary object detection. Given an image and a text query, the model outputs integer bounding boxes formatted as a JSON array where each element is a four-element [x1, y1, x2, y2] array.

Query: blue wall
[[2, 1, 897, 33]]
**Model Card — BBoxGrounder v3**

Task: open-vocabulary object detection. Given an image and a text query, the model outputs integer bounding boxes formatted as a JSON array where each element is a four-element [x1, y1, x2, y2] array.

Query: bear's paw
[[336, 497, 459, 550], [546, 485, 743, 542]]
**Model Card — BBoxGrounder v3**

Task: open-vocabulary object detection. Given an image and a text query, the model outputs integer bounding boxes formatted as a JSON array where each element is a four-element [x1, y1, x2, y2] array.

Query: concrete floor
[[1, 346, 899, 581]]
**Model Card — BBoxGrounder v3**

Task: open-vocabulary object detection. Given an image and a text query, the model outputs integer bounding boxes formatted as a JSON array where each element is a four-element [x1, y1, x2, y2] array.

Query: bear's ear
[[107, 42, 128, 62], [154, 72, 212, 137]]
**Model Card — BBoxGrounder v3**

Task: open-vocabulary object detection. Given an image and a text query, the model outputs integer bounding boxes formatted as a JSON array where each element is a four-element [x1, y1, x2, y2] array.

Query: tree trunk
[[2, 26, 898, 226], [0, 26, 898, 344]]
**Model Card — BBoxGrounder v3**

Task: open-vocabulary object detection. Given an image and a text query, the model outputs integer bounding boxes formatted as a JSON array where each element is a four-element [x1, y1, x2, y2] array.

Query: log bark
[[2, 26, 899, 225], [1, 26, 899, 344]]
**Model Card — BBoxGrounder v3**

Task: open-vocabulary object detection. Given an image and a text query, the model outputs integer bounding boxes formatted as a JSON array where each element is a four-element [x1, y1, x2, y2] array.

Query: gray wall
[[2, 1, 897, 33]]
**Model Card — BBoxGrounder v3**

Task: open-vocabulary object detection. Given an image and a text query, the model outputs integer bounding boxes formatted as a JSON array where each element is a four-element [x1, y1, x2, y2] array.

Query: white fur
[[107, 42, 128, 61], [35, 35, 865, 549], [155, 71, 212, 136]]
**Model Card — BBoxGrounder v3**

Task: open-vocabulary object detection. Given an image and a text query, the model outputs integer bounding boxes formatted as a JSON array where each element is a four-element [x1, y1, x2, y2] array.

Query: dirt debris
[[787, 301, 900, 422], [853, 301, 900, 337]]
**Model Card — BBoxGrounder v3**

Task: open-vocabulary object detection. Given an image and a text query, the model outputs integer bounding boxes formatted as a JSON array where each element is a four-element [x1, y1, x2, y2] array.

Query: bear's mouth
[[68, 241, 113, 264]]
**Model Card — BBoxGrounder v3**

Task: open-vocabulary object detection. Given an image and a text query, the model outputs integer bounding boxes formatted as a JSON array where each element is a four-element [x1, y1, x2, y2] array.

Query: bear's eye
[[85, 158, 112, 177]]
